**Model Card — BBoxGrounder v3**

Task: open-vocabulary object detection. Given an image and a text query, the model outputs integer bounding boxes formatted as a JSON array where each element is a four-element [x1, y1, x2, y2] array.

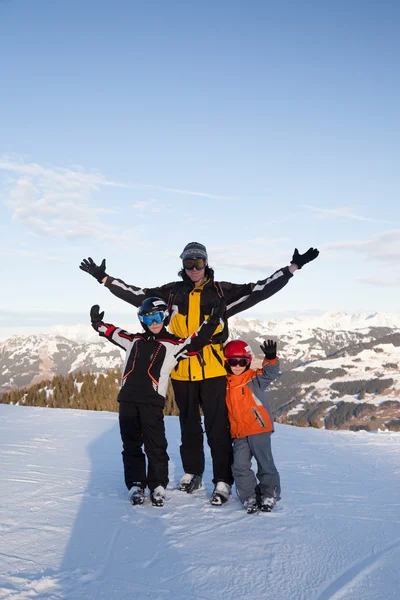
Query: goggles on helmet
[[139, 310, 166, 326], [182, 257, 207, 270], [226, 357, 251, 367]]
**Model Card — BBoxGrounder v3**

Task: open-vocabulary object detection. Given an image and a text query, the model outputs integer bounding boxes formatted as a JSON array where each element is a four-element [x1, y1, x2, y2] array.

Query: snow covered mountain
[[1, 312, 399, 431], [0, 333, 124, 391], [229, 311, 400, 368]]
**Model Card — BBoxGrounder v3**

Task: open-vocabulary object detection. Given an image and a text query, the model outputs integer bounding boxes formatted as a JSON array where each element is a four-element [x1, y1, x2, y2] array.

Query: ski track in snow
[[0, 405, 399, 600]]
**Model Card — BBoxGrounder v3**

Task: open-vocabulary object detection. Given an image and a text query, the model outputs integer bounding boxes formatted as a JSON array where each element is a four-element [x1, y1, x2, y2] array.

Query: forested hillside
[[2, 368, 399, 431], [0, 370, 179, 416]]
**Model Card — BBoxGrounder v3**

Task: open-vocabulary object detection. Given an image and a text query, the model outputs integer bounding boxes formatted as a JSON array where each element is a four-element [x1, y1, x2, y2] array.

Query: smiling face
[[230, 364, 247, 376], [185, 266, 206, 285], [147, 321, 164, 335]]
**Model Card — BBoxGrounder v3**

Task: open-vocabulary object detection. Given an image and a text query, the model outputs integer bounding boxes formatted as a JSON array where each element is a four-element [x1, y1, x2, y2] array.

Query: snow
[[2, 311, 397, 346], [1, 405, 399, 600], [49, 323, 141, 344], [231, 311, 400, 337]]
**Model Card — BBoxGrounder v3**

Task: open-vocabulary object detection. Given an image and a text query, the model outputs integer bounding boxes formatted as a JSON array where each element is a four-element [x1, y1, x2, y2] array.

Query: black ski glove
[[291, 247, 319, 269], [209, 297, 226, 325], [90, 304, 105, 325], [260, 339, 277, 360], [79, 257, 108, 283]]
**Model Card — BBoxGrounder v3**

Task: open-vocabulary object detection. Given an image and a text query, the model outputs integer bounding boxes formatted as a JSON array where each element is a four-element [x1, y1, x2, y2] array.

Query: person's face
[[226, 357, 251, 375], [183, 257, 207, 285], [230, 364, 247, 375], [185, 265, 206, 284], [147, 321, 164, 334]]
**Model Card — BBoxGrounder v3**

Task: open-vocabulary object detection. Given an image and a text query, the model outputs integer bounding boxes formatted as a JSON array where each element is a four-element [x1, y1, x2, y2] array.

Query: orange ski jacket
[[225, 358, 280, 439]]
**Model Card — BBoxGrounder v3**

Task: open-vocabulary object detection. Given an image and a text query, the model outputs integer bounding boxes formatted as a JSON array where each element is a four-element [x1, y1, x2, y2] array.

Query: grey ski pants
[[232, 432, 281, 503]]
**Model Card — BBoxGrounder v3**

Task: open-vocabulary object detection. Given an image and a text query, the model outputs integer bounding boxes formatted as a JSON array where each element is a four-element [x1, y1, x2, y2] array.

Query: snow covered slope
[[0, 405, 399, 600]]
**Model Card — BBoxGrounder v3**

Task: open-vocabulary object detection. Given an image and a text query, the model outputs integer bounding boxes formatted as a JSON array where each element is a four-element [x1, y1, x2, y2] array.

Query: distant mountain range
[[1, 312, 399, 431]]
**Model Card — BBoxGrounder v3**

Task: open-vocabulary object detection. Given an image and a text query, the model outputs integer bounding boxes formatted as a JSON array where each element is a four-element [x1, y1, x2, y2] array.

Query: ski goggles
[[182, 258, 207, 270], [226, 358, 251, 367], [139, 311, 166, 326]]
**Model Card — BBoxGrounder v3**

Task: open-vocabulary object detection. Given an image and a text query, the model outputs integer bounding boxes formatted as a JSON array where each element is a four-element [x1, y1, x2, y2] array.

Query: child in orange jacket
[[224, 339, 281, 514]]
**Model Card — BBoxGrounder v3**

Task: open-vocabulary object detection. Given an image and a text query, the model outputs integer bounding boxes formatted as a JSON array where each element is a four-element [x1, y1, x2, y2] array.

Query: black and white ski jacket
[[103, 268, 293, 382], [92, 316, 222, 407]]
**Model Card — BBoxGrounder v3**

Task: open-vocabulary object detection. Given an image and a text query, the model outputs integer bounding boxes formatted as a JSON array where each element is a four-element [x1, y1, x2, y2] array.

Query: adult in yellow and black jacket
[[79, 242, 319, 501]]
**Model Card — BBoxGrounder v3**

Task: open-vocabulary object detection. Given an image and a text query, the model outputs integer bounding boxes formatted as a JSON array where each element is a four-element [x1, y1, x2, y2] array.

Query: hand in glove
[[291, 248, 319, 269], [90, 304, 105, 325], [79, 257, 108, 283], [209, 297, 226, 325], [260, 339, 277, 360]]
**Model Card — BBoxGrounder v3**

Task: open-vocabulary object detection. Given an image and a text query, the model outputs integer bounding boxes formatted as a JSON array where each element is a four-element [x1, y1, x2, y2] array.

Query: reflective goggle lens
[[139, 311, 166, 326], [183, 258, 207, 270], [227, 358, 250, 367]]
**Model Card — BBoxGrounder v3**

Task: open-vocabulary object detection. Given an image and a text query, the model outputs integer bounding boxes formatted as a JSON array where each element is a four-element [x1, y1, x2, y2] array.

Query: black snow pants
[[119, 402, 169, 492], [172, 376, 233, 485]]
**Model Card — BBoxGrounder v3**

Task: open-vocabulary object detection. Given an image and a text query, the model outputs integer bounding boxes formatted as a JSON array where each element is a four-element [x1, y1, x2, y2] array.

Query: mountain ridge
[[2, 311, 399, 431]]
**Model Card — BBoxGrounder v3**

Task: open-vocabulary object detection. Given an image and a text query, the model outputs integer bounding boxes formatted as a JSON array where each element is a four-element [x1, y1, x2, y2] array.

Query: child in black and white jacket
[[90, 295, 225, 507]]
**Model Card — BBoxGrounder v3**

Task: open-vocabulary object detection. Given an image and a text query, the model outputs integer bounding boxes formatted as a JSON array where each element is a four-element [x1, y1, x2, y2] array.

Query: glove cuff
[[262, 357, 279, 365], [290, 261, 302, 269]]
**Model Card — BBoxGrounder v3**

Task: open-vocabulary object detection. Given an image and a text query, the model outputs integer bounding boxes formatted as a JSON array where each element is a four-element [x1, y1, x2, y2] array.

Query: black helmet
[[138, 297, 169, 326]]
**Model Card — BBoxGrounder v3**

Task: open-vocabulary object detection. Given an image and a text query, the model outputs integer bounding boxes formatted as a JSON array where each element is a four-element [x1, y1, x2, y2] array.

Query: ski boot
[[244, 496, 259, 514], [177, 473, 202, 494], [210, 481, 231, 506], [128, 483, 145, 506], [260, 496, 275, 513], [150, 485, 166, 507]]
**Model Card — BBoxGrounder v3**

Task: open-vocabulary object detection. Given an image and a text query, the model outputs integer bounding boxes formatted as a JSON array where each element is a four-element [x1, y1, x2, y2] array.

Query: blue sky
[[0, 0, 399, 337]]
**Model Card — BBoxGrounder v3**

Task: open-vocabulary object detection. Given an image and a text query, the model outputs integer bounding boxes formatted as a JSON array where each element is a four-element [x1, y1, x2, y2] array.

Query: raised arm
[[253, 340, 281, 389], [90, 304, 137, 351], [79, 257, 169, 308], [224, 247, 319, 318]]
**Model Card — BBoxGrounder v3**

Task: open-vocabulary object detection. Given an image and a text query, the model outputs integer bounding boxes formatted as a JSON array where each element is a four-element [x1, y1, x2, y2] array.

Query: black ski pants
[[172, 376, 233, 485], [119, 402, 169, 492]]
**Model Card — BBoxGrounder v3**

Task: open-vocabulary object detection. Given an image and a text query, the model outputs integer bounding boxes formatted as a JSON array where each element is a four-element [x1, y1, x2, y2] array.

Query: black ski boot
[[128, 483, 145, 506], [177, 474, 202, 494], [150, 485, 166, 507], [210, 481, 231, 506]]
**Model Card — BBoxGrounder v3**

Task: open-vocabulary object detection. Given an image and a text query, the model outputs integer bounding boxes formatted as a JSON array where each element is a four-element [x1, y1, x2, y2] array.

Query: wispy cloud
[[0, 156, 231, 242], [132, 199, 167, 213], [132, 201, 150, 210], [129, 183, 233, 200], [198, 240, 292, 272], [302, 204, 393, 224], [0, 156, 131, 242], [358, 276, 400, 287], [0, 248, 64, 262], [325, 229, 400, 262], [0, 157, 129, 191], [0, 155, 233, 201]]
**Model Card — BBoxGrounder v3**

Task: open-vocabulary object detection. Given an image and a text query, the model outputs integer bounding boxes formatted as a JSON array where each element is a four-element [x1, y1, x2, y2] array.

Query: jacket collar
[[181, 271, 213, 290], [227, 369, 256, 387], [191, 277, 211, 291], [141, 326, 168, 341]]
